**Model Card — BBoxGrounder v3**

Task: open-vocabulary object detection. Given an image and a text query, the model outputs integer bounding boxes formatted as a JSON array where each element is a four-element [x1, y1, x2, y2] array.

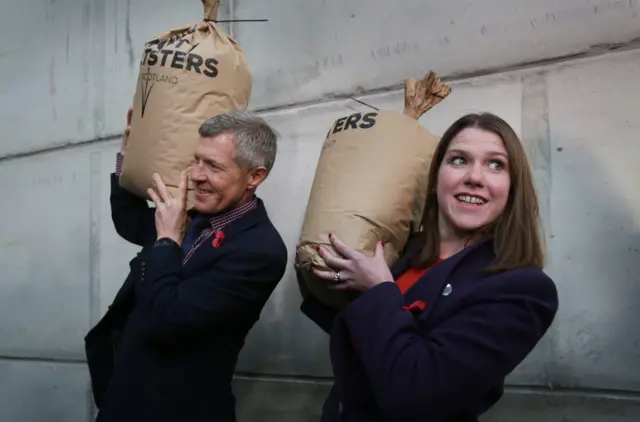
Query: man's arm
[[110, 153, 156, 246], [341, 270, 558, 422], [134, 239, 287, 343]]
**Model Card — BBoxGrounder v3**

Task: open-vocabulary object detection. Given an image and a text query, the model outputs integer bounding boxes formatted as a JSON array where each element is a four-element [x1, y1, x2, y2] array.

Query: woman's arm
[[297, 267, 339, 334]]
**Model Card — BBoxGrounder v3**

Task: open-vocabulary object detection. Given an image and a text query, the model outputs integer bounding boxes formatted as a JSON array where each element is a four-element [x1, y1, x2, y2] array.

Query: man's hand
[[147, 171, 189, 245], [120, 107, 133, 154]]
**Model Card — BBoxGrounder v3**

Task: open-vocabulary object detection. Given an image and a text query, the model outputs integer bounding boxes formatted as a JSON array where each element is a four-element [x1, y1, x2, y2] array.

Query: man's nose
[[190, 164, 205, 181]]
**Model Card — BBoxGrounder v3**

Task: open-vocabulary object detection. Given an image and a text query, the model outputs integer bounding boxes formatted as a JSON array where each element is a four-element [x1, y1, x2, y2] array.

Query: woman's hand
[[312, 233, 394, 292]]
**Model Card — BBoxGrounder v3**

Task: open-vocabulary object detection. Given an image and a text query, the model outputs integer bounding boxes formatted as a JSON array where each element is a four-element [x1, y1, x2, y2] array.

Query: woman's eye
[[488, 160, 504, 170], [450, 156, 465, 165]]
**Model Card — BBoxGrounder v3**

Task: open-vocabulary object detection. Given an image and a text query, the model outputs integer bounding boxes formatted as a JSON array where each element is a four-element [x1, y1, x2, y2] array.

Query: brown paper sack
[[297, 71, 452, 309], [119, 0, 252, 208]]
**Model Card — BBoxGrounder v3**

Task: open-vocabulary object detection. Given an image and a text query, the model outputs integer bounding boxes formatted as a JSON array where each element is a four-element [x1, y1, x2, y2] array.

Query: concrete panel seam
[[91, 0, 107, 138], [445, 36, 640, 84], [88, 149, 102, 421], [2, 46, 640, 163], [504, 385, 640, 401], [0, 135, 122, 164], [231, 375, 640, 400], [253, 42, 640, 115], [228, 0, 236, 38], [520, 71, 556, 385], [234, 372, 334, 384], [521, 72, 552, 243], [87, 379, 96, 422], [0, 355, 87, 365], [89, 152, 102, 327]]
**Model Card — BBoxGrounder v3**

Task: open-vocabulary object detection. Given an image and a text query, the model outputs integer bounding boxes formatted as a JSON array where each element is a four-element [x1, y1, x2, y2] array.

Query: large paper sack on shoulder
[[119, 0, 252, 207], [297, 72, 452, 309]]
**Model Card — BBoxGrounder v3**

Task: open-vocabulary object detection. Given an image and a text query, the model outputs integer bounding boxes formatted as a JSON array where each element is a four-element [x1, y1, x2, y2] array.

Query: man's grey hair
[[198, 110, 279, 174]]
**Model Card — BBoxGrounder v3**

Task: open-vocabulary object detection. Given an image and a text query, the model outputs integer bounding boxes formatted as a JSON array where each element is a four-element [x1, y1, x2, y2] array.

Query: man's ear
[[247, 167, 268, 191]]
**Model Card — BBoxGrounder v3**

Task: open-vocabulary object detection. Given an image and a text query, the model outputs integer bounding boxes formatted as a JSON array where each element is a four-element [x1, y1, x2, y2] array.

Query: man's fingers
[[123, 107, 133, 145], [126, 107, 133, 125], [147, 188, 162, 206], [178, 170, 188, 202], [152, 173, 172, 202]]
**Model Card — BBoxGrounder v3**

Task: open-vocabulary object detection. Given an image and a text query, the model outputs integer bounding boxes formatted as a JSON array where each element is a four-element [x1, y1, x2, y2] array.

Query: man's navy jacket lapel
[[181, 199, 269, 273]]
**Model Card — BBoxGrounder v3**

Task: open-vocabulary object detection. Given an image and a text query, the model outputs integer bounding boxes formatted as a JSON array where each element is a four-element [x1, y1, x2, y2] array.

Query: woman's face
[[436, 127, 511, 236]]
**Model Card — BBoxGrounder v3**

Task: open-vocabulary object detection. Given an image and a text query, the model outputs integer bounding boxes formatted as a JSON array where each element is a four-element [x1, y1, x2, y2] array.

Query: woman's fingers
[[317, 245, 350, 270], [310, 267, 349, 284], [328, 233, 358, 259]]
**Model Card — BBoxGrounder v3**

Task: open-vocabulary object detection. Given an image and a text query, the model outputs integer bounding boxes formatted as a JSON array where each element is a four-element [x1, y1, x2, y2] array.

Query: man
[[85, 110, 288, 422]]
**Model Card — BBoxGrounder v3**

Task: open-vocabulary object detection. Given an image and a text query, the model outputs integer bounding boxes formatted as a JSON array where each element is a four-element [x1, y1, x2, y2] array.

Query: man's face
[[190, 133, 256, 214]]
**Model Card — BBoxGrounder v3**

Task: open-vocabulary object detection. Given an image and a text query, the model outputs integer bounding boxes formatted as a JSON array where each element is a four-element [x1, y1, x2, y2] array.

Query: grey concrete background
[[1, 0, 640, 420]]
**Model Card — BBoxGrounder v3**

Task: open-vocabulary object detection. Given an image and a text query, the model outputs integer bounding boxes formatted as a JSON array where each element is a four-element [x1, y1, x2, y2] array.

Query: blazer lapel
[[402, 237, 493, 320], [219, 198, 269, 239], [182, 198, 269, 272]]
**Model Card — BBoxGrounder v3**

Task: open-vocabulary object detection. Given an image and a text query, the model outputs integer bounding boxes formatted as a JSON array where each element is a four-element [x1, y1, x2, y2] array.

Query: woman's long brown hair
[[413, 113, 544, 272]]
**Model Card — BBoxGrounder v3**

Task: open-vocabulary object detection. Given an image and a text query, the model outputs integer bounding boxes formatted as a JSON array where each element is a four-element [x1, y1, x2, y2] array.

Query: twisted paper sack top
[[403, 71, 452, 120], [154, 0, 221, 42], [203, 0, 221, 21]]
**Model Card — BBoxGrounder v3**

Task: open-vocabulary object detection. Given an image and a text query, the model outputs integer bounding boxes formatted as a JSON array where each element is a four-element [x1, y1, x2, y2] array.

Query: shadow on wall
[[541, 131, 640, 393], [494, 128, 640, 422], [230, 124, 336, 380]]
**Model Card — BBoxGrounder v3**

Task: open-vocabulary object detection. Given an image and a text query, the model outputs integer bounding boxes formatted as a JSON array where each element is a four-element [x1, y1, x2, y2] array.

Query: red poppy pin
[[212, 231, 225, 248], [402, 300, 427, 314]]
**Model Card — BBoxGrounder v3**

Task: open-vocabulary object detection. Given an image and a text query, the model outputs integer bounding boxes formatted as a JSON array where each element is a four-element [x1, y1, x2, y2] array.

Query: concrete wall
[[1, 1, 640, 421]]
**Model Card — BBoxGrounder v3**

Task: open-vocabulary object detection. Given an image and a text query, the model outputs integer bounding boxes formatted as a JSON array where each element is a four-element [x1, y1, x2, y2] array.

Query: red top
[[395, 257, 444, 294]]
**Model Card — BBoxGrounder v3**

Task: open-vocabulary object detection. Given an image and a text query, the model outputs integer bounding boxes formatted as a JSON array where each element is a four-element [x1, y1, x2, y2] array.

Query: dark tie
[[182, 214, 210, 253]]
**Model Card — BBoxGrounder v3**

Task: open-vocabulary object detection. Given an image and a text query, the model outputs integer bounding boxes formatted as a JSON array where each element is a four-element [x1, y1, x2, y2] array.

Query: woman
[[297, 112, 559, 422]]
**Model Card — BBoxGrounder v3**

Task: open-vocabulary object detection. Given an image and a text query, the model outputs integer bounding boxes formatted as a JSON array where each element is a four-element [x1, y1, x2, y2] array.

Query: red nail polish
[[316, 246, 321, 252], [381, 241, 385, 246]]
